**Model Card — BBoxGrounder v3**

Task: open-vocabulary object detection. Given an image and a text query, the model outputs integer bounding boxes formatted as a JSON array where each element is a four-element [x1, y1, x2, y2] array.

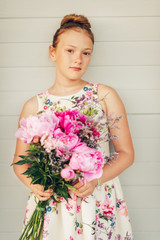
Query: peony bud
[[61, 167, 75, 180]]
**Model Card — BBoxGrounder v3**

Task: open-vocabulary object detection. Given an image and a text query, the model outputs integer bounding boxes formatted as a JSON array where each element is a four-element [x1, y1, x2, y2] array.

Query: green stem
[[31, 209, 39, 239], [19, 200, 47, 240], [19, 210, 36, 240]]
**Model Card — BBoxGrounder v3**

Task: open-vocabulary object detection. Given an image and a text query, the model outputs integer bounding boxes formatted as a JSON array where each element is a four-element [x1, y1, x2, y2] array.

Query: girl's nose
[[74, 54, 82, 64]]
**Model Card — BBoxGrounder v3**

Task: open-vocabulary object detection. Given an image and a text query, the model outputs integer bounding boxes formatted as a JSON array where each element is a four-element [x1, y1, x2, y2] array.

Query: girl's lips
[[70, 67, 81, 71]]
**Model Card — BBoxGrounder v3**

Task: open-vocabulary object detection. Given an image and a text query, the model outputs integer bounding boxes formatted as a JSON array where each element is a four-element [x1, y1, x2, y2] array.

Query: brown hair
[[52, 14, 94, 48]]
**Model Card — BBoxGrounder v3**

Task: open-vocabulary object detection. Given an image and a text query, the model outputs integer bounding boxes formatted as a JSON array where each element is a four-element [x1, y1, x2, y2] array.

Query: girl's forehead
[[58, 29, 93, 48]]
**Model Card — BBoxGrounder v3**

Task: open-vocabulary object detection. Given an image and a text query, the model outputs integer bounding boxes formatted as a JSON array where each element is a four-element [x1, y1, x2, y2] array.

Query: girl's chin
[[66, 74, 84, 80]]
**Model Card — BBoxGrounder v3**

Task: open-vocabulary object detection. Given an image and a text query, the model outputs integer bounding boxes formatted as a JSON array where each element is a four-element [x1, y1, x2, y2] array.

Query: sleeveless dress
[[23, 82, 133, 240]]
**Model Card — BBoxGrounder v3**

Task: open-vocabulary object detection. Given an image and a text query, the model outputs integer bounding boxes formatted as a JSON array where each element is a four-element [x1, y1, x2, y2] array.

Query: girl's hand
[[30, 184, 53, 201], [71, 179, 97, 198]]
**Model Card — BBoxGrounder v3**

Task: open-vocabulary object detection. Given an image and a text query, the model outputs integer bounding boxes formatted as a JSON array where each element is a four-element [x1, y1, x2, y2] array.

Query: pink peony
[[54, 131, 80, 155], [41, 135, 57, 153], [56, 109, 86, 134], [61, 167, 75, 180], [69, 143, 104, 181], [16, 111, 59, 144]]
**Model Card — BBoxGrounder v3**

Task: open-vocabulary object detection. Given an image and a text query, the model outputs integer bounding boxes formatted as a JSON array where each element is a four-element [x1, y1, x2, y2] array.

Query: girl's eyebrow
[[65, 44, 92, 50]]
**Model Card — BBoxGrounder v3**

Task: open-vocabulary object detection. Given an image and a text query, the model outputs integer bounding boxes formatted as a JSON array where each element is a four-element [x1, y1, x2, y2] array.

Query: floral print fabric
[[23, 82, 133, 239]]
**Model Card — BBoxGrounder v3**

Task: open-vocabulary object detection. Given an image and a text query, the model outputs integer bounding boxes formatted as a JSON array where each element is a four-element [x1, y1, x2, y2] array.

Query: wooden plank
[[133, 232, 160, 240], [0, 233, 20, 240], [0, 0, 160, 17], [122, 186, 160, 209], [1, 115, 160, 139], [0, 186, 29, 209], [0, 92, 37, 116], [0, 116, 19, 139], [132, 138, 160, 162], [1, 17, 160, 42], [129, 209, 160, 232], [0, 90, 160, 115], [127, 115, 160, 138], [0, 42, 160, 67], [0, 140, 16, 164], [119, 162, 160, 185], [92, 17, 160, 42], [1, 138, 159, 164], [0, 209, 25, 233], [0, 164, 24, 186], [1, 162, 160, 186], [1, 66, 160, 91], [118, 90, 160, 114]]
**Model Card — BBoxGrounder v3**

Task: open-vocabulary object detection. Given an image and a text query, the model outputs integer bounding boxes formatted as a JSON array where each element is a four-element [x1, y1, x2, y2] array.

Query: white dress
[[23, 82, 133, 240]]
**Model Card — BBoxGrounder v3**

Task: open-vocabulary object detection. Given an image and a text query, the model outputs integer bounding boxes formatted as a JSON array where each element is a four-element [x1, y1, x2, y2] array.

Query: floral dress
[[23, 82, 133, 240]]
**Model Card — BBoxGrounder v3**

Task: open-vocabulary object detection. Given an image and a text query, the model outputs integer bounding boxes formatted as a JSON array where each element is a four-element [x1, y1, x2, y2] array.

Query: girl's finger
[[73, 181, 84, 189], [44, 189, 53, 194], [76, 184, 88, 193], [38, 195, 51, 201], [37, 189, 53, 197]]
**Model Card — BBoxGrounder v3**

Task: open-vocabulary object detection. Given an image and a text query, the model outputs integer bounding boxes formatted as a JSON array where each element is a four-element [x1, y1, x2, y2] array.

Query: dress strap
[[36, 91, 48, 113], [86, 82, 99, 92]]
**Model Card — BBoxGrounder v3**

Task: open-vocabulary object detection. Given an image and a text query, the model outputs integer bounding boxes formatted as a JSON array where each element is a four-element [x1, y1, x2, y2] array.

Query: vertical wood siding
[[0, 1, 160, 239]]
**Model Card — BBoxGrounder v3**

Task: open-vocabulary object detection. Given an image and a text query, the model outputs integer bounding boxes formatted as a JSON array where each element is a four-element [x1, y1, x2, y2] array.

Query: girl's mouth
[[70, 67, 81, 71]]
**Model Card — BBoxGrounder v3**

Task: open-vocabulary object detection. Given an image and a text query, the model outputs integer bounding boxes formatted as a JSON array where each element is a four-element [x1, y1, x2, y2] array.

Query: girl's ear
[[49, 45, 56, 62]]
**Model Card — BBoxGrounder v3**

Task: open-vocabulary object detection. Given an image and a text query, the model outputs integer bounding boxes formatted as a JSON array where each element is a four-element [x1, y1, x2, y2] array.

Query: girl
[[13, 13, 134, 240]]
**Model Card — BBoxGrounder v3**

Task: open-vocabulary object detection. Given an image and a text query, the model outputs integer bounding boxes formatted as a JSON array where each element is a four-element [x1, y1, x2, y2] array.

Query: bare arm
[[13, 96, 53, 201], [97, 84, 135, 184], [73, 84, 134, 197]]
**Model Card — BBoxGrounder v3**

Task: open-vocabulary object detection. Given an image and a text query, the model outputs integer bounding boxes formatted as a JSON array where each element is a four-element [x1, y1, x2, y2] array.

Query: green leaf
[[65, 184, 76, 191], [31, 176, 42, 185], [56, 186, 70, 202], [12, 159, 33, 165]]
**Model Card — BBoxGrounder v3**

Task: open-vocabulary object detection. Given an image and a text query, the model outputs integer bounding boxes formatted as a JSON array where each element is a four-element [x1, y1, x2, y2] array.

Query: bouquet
[[13, 108, 121, 240]]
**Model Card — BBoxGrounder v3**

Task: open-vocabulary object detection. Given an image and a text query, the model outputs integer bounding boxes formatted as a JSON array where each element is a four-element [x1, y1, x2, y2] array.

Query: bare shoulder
[[98, 84, 119, 99], [18, 95, 38, 126], [97, 83, 125, 115]]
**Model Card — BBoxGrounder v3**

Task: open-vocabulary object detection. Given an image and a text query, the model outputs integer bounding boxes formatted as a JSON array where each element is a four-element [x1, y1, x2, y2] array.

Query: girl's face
[[49, 29, 93, 82]]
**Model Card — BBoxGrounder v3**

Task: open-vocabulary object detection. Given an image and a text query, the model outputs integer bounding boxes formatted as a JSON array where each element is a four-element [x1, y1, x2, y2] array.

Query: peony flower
[[69, 143, 104, 181], [60, 167, 75, 180], [56, 109, 87, 134], [54, 131, 80, 155], [16, 111, 59, 144], [41, 136, 57, 153]]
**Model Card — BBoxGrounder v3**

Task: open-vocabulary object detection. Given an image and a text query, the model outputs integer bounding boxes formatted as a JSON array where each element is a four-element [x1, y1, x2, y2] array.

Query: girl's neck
[[48, 79, 88, 96]]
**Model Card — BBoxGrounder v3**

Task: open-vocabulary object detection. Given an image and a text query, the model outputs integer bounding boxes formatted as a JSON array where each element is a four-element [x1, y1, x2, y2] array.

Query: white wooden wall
[[0, 0, 160, 239]]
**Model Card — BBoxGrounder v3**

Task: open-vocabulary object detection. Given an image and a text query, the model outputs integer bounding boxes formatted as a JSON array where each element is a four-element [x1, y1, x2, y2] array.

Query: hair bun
[[60, 14, 91, 29]]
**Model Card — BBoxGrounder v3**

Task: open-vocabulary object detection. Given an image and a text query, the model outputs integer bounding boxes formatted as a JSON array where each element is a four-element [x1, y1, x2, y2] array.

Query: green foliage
[[12, 143, 73, 202], [12, 142, 74, 239]]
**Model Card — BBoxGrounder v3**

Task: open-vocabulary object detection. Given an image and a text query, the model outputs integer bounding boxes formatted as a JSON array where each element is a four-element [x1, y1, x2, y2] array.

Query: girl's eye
[[67, 49, 73, 53], [83, 52, 90, 56]]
